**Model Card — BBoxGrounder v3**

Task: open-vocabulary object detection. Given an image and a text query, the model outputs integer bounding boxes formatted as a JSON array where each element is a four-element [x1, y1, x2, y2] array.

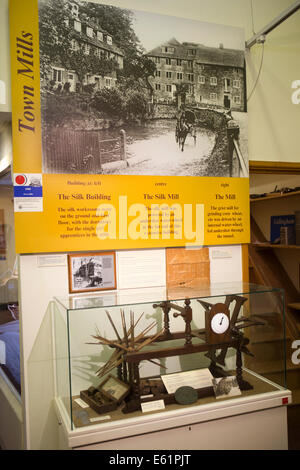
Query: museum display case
[[52, 282, 288, 434]]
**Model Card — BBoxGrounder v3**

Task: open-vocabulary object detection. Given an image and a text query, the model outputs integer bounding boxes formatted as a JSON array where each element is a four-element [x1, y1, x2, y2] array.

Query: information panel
[[10, 0, 250, 253]]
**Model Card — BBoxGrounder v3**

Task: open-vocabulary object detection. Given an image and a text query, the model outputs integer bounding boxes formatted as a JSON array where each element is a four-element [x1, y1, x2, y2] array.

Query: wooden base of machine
[[122, 377, 214, 414], [80, 389, 118, 415]]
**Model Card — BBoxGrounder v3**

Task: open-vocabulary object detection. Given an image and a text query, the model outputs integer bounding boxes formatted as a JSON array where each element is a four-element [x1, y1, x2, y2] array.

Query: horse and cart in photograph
[[175, 108, 197, 151]]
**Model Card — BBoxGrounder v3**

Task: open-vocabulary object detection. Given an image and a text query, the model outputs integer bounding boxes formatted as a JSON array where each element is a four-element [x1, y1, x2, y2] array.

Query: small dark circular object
[[174, 386, 198, 405]]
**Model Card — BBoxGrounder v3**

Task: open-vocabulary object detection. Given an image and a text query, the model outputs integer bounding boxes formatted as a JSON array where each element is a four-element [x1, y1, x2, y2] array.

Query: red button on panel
[[15, 174, 26, 185]]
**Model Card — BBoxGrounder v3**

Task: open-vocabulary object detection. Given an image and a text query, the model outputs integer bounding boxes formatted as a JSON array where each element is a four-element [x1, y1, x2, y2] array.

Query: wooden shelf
[[288, 303, 300, 311], [250, 189, 300, 203], [249, 161, 300, 175], [251, 243, 300, 250], [250, 191, 300, 340]]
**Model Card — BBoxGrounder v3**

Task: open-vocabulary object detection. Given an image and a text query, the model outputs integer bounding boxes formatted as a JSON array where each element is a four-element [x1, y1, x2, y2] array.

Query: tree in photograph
[[38, 0, 72, 81], [79, 2, 156, 98], [92, 87, 125, 118], [79, 2, 140, 58], [121, 52, 156, 102], [65, 50, 92, 92], [125, 89, 149, 121], [65, 49, 118, 92]]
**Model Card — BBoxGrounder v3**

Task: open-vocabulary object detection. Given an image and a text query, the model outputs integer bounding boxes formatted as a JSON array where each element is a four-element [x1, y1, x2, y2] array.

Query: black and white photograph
[[38, 0, 248, 177], [67, 251, 116, 293], [212, 376, 242, 399], [100, 374, 130, 402]]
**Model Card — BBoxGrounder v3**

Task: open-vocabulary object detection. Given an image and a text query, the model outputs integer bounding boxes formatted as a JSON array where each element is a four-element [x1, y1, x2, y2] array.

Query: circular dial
[[211, 313, 230, 334]]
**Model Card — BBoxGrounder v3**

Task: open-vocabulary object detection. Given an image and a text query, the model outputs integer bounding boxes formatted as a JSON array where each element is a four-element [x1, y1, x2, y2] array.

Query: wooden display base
[[80, 390, 118, 415], [122, 384, 214, 414], [80, 375, 130, 415], [80, 365, 254, 416], [122, 366, 253, 414], [71, 370, 280, 429]]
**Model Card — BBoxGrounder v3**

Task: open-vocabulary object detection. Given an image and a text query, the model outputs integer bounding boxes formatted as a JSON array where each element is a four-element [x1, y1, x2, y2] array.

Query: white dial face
[[211, 313, 230, 334]]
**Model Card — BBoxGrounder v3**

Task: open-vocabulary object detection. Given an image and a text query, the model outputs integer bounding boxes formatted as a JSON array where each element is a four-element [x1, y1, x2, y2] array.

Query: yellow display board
[[13, 173, 249, 252], [10, 0, 250, 254]]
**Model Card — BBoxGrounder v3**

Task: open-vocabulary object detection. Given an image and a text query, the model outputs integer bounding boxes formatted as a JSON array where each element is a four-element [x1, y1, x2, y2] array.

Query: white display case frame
[[54, 370, 291, 450]]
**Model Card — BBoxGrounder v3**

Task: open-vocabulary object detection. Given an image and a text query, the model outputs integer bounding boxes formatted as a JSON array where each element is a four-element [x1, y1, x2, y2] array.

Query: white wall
[[0, 0, 11, 113], [0, 121, 12, 172]]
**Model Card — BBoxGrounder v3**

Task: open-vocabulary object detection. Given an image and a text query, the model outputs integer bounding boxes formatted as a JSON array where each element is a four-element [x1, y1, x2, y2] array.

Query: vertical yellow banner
[[10, 0, 42, 173]]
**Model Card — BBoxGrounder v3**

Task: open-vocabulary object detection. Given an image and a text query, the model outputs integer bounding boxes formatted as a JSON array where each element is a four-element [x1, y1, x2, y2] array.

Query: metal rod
[[105, 310, 122, 342], [233, 138, 248, 177], [246, 1, 300, 48]]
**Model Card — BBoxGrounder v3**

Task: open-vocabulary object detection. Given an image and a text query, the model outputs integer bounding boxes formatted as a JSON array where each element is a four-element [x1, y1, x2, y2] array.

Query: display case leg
[[236, 348, 253, 391]]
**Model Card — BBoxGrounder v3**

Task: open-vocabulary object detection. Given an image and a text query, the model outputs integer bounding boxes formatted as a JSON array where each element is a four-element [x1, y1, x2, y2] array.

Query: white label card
[[117, 250, 166, 289], [14, 198, 43, 212], [161, 369, 213, 394], [90, 416, 111, 422], [141, 400, 165, 413], [37, 255, 67, 267], [74, 398, 89, 409]]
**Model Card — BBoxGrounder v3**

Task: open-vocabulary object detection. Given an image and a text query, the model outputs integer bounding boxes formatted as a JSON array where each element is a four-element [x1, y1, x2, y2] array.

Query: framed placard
[[99, 375, 130, 403], [67, 251, 116, 294]]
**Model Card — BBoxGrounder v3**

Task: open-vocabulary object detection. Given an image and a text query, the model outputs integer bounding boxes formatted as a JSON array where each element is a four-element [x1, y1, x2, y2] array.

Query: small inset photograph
[[68, 251, 116, 293], [212, 376, 241, 399]]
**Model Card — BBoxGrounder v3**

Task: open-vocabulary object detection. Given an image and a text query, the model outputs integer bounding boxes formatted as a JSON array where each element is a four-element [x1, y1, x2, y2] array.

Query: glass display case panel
[[52, 282, 286, 430], [0, 166, 17, 306]]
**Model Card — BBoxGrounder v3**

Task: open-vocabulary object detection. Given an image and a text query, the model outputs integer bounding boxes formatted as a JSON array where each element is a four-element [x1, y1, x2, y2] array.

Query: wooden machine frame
[[85, 294, 264, 414]]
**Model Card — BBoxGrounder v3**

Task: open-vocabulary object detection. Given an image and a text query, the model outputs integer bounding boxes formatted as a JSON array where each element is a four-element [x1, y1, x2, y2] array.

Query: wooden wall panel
[[166, 247, 210, 288]]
